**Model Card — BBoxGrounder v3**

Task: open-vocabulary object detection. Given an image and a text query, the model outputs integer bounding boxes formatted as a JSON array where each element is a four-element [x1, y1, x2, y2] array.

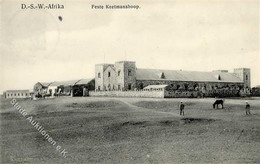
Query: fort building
[[94, 61, 250, 97]]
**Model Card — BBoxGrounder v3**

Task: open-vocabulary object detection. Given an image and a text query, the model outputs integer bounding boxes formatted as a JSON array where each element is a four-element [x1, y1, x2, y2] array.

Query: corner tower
[[233, 68, 251, 88], [95, 64, 114, 90], [115, 61, 136, 90]]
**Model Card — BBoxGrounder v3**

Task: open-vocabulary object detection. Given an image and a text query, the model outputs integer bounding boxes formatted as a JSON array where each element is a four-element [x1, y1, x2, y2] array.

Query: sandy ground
[[0, 97, 260, 163]]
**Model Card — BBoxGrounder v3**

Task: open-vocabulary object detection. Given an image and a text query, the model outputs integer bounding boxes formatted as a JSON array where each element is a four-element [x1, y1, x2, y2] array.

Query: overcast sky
[[0, 0, 259, 93]]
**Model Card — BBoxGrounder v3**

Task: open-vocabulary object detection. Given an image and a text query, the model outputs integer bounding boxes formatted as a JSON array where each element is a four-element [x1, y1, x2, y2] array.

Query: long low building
[[4, 90, 31, 99]]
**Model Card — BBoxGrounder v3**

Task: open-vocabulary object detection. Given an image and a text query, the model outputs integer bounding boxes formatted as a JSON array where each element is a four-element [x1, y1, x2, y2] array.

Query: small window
[[118, 70, 121, 76], [98, 73, 101, 78], [21, 93, 23, 96], [11, 94, 13, 96], [128, 84, 132, 90], [246, 75, 248, 80], [98, 86, 101, 90], [128, 69, 132, 76], [214, 74, 221, 80], [108, 72, 111, 77], [14, 94, 16, 96], [140, 83, 144, 89], [118, 85, 121, 90]]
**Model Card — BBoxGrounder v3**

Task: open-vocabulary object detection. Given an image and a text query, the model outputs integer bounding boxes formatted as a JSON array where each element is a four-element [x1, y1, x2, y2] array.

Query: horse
[[213, 99, 224, 109]]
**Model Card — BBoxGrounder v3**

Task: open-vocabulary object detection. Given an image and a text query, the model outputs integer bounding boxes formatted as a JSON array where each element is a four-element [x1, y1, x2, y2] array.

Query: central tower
[[115, 61, 136, 90]]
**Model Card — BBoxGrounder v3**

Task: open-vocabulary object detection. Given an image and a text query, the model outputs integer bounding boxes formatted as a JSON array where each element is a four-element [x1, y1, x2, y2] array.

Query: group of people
[[178, 101, 252, 116]]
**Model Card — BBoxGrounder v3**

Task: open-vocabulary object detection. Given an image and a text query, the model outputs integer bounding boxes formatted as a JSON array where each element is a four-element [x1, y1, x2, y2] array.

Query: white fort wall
[[89, 88, 247, 98], [90, 89, 202, 98], [89, 90, 165, 98]]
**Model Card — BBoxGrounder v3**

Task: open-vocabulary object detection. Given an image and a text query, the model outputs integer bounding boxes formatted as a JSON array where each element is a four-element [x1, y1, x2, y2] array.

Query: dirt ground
[[0, 97, 259, 163]]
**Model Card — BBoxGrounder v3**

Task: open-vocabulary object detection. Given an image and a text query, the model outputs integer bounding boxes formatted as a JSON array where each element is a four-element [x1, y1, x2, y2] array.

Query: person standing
[[245, 101, 251, 115], [180, 102, 185, 116]]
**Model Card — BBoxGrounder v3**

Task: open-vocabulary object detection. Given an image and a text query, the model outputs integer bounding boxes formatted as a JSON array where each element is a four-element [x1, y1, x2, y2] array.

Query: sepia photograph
[[0, 0, 259, 163]]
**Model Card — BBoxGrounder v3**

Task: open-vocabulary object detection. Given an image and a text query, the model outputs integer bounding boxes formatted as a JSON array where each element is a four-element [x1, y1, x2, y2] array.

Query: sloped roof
[[49, 80, 80, 87], [48, 78, 94, 87], [75, 78, 94, 85], [136, 69, 243, 83], [104, 65, 116, 72], [40, 82, 54, 87], [144, 85, 168, 89], [96, 64, 115, 71]]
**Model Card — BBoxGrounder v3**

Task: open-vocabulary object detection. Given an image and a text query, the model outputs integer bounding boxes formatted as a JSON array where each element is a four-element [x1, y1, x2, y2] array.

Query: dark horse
[[213, 100, 224, 109]]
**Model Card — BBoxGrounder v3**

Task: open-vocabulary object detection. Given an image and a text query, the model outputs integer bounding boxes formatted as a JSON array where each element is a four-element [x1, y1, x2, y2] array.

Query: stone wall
[[115, 61, 136, 90], [164, 90, 199, 98], [233, 68, 251, 88], [89, 90, 164, 98], [89, 88, 245, 98], [103, 66, 117, 90], [123, 61, 136, 90], [115, 62, 125, 90], [95, 64, 104, 90]]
